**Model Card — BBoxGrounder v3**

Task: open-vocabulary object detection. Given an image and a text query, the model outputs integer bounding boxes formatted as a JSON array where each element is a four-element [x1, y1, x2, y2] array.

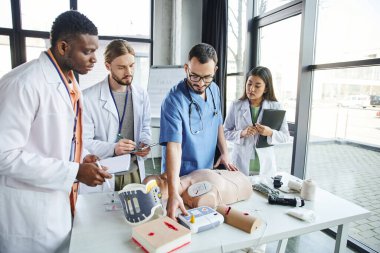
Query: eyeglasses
[[187, 68, 214, 84]]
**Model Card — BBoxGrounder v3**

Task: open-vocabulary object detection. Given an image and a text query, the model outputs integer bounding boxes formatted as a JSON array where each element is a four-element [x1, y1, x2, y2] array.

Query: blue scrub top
[[160, 79, 223, 176]]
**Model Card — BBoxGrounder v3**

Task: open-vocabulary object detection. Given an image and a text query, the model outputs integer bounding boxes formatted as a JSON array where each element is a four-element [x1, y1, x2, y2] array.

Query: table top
[[69, 175, 370, 253]]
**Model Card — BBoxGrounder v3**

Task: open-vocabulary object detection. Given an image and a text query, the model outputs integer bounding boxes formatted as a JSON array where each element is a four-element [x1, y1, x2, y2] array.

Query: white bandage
[[287, 208, 316, 222]]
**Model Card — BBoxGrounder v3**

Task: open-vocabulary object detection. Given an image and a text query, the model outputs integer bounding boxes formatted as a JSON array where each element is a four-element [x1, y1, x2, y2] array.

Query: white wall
[[153, 0, 202, 65]]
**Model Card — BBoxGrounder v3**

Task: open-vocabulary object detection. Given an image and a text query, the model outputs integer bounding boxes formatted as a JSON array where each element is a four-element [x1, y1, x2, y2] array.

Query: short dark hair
[[50, 10, 98, 47], [240, 66, 278, 101], [188, 43, 218, 65]]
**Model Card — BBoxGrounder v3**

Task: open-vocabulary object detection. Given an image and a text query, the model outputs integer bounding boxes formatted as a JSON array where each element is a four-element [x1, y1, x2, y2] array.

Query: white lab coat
[[0, 52, 80, 253], [224, 99, 290, 177], [82, 77, 151, 184]]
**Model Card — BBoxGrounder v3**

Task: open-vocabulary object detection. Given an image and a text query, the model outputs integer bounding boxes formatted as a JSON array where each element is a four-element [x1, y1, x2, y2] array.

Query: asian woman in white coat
[[224, 66, 290, 177], [81, 40, 152, 192]]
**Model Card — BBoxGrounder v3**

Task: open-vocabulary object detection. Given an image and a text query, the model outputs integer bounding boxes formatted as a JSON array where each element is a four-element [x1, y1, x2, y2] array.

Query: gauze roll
[[300, 179, 317, 201], [287, 208, 316, 222], [288, 179, 303, 192]]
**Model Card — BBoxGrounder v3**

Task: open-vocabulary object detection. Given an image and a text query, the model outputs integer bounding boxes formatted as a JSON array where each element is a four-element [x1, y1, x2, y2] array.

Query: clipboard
[[256, 109, 286, 148]]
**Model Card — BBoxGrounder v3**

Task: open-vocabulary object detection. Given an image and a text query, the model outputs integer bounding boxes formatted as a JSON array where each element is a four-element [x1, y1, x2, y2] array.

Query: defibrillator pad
[[118, 180, 165, 225], [187, 181, 212, 197]]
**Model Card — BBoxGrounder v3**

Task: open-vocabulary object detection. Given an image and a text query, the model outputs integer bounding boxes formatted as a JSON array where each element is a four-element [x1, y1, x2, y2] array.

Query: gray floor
[[145, 141, 380, 253], [274, 141, 380, 252], [265, 231, 358, 253]]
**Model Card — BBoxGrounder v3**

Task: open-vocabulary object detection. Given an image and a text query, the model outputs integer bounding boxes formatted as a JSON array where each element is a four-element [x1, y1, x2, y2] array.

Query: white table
[[69, 176, 370, 253]]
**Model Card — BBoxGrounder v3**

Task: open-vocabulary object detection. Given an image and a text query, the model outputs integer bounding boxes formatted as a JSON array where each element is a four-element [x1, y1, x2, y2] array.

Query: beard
[[186, 79, 210, 95], [111, 73, 133, 86]]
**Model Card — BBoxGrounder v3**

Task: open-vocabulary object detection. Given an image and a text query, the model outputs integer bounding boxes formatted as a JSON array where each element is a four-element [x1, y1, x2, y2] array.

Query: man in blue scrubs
[[160, 43, 238, 219]]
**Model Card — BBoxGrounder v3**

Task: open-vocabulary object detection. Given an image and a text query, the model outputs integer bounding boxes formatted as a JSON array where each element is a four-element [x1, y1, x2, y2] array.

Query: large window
[[0, 0, 12, 28], [0, 0, 153, 86], [256, 0, 293, 15], [310, 67, 380, 145], [20, 0, 69, 31], [78, 0, 151, 38], [0, 35, 11, 77], [226, 0, 248, 109], [315, 0, 380, 63], [26, 37, 50, 61], [258, 15, 301, 123], [256, 14, 301, 173], [250, 0, 380, 252], [306, 0, 380, 251]]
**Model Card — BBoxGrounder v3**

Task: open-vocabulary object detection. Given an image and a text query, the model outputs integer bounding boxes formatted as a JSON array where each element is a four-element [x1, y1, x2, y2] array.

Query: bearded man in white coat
[[0, 11, 112, 253], [82, 39, 152, 192]]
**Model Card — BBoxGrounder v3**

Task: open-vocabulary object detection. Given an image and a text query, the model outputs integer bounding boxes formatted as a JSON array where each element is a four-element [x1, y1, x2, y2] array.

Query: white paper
[[99, 154, 130, 174]]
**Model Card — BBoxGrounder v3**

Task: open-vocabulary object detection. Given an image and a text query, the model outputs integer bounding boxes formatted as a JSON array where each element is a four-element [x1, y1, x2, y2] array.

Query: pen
[[96, 160, 112, 190]]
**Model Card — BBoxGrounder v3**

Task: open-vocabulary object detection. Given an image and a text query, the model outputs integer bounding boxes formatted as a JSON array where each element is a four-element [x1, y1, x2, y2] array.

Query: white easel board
[[147, 65, 185, 119]]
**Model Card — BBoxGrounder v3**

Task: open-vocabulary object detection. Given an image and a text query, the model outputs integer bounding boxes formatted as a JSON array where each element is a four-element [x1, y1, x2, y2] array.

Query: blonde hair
[[104, 39, 135, 63]]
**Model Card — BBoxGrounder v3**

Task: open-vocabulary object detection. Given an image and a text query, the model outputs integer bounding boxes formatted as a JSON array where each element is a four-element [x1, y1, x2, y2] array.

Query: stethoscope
[[186, 80, 218, 134]]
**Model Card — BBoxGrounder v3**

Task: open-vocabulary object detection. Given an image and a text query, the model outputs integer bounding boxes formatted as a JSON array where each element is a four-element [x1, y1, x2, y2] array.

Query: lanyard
[[108, 82, 129, 140], [45, 50, 80, 161]]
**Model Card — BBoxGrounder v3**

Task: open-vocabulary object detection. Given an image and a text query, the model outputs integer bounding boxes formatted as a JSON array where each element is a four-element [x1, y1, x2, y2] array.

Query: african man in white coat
[[0, 11, 111, 253]]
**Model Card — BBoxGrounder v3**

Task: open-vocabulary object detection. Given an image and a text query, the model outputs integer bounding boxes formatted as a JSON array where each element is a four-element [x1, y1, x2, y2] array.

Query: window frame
[[1, 0, 154, 69]]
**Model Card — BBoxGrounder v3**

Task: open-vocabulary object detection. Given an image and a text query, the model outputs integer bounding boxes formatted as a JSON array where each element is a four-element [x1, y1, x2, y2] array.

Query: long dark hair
[[239, 66, 277, 101]]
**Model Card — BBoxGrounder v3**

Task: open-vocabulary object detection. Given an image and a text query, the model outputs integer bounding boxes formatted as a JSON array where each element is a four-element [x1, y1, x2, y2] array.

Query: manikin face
[[106, 53, 135, 86], [245, 75, 266, 103], [184, 57, 217, 95], [62, 34, 98, 74]]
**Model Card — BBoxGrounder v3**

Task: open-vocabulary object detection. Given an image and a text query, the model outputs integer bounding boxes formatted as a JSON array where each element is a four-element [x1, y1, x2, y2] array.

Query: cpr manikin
[[143, 169, 252, 209]]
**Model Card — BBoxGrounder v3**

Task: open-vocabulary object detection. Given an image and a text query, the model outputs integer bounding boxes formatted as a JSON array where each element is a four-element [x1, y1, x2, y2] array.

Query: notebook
[[132, 216, 191, 253], [256, 109, 286, 148]]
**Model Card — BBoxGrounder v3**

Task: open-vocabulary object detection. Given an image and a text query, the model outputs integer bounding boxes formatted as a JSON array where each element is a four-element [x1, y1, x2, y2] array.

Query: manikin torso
[[144, 170, 252, 209]]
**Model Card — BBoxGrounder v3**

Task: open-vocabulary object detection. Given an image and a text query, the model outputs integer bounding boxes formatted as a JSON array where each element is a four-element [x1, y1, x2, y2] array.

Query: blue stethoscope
[[186, 81, 218, 135]]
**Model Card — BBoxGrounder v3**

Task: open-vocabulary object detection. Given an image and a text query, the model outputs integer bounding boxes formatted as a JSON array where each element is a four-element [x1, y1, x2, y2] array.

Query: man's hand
[[240, 125, 258, 138], [133, 143, 150, 157], [166, 191, 188, 220], [82, 154, 99, 163], [255, 123, 273, 137], [114, 139, 136, 156], [214, 154, 239, 171], [76, 163, 112, 187]]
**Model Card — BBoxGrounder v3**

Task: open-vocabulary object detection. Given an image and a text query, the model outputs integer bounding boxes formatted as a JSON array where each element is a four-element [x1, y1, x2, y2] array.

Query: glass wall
[[0, 0, 153, 84], [26, 37, 50, 61], [250, 0, 380, 251], [315, 0, 380, 63], [0, 0, 12, 28], [20, 0, 69, 31], [310, 67, 380, 145], [226, 0, 248, 109], [78, 0, 151, 38], [256, 14, 301, 174], [306, 1, 380, 250], [0, 35, 11, 77], [258, 15, 301, 123], [256, 0, 293, 16]]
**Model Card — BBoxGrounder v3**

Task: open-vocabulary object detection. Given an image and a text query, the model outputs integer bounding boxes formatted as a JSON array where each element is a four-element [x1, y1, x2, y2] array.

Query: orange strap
[[47, 50, 82, 216]]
